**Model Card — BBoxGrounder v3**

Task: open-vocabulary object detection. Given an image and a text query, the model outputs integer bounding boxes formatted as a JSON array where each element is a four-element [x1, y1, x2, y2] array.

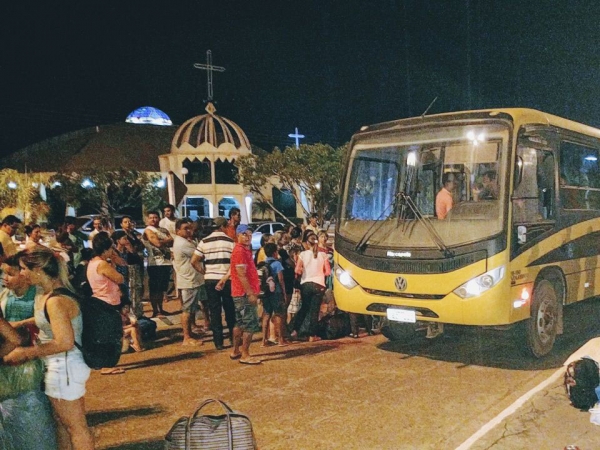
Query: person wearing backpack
[[260, 243, 290, 347], [3, 247, 95, 449]]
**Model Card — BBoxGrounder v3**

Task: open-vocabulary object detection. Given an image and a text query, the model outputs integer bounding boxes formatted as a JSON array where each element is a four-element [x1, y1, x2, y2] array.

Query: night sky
[[2, 1, 600, 157]]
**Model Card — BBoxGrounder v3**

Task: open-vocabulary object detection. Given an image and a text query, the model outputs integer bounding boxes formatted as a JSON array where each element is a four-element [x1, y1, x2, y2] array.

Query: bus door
[[512, 129, 557, 255]]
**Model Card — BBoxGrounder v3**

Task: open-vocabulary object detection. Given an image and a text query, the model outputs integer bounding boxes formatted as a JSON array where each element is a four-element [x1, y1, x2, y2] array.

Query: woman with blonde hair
[[3, 247, 94, 449]]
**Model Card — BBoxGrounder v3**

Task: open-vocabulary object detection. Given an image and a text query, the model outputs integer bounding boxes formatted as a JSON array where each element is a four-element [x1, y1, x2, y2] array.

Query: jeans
[[205, 280, 236, 346], [293, 282, 326, 337]]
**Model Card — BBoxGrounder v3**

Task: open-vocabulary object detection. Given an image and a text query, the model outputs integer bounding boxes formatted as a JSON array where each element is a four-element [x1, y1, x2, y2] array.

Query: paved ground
[[85, 298, 600, 449]]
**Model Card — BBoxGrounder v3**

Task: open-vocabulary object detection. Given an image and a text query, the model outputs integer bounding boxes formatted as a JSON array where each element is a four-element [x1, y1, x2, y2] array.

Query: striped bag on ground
[[165, 399, 257, 450]]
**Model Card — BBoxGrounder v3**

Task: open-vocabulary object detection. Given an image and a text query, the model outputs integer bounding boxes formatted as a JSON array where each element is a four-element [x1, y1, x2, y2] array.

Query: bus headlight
[[453, 266, 505, 299], [335, 265, 358, 290]]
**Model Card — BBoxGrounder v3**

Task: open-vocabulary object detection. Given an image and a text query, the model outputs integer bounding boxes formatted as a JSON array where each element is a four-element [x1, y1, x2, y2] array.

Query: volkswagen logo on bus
[[394, 276, 408, 292]]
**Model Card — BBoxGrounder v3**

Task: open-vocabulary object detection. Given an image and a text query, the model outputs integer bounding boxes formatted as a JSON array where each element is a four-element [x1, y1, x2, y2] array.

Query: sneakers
[[426, 323, 444, 339]]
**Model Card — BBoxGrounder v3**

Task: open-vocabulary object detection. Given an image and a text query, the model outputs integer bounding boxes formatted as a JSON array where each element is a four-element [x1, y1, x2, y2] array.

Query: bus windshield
[[339, 123, 510, 248]]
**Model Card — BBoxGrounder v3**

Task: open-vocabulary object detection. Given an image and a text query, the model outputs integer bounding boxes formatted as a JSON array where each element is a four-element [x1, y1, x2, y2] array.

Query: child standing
[[261, 243, 289, 347]]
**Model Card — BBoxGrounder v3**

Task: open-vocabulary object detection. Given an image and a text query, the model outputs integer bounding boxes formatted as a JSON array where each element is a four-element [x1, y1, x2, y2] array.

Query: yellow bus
[[334, 108, 600, 357]]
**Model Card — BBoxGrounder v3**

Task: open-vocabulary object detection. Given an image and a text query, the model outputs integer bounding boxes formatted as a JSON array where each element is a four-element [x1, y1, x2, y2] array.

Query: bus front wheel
[[380, 320, 425, 341], [526, 280, 559, 358]]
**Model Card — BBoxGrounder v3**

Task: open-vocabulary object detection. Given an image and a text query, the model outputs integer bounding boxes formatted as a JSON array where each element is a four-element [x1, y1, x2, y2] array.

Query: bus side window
[[559, 141, 600, 210]]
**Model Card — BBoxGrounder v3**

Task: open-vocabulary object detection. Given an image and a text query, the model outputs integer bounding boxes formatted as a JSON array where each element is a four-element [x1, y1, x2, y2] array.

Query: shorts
[[44, 352, 91, 401], [180, 286, 206, 313], [233, 295, 260, 333], [262, 292, 286, 316], [147, 265, 171, 295]]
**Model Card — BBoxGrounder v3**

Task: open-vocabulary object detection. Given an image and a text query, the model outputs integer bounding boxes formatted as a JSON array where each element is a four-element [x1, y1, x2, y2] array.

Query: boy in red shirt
[[229, 224, 262, 365]]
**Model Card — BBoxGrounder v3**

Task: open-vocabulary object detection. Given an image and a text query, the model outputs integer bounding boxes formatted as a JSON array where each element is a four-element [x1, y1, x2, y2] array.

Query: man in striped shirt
[[192, 217, 235, 350]]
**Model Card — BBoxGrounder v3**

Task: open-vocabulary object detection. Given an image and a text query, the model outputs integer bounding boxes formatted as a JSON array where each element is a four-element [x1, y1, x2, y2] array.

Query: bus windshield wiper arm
[[398, 192, 454, 258], [354, 194, 400, 253]]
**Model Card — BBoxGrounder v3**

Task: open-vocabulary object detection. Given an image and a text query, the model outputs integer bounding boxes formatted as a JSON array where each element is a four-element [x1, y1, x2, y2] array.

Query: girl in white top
[[291, 232, 331, 342]]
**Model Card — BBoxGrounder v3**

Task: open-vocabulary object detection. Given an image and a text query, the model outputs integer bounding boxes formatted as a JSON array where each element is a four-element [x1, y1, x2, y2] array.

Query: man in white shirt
[[159, 205, 178, 298], [159, 205, 177, 238], [172, 218, 205, 346], [143, 211, 173, 317], [87, 217, 103, 244]]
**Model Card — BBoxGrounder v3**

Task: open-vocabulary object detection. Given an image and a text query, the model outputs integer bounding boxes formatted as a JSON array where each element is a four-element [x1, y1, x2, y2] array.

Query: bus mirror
[[514, 156, 524, 188]]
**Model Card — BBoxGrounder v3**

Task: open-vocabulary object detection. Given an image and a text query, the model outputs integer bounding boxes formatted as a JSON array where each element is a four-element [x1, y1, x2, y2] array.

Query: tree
[[236, 143, 348, 223], [0, 169, 50, 221], [49, 169, 164, 224]]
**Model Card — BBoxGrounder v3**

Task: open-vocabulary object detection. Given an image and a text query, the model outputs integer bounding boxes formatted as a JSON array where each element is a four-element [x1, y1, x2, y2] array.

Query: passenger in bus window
[[435, 173, 457, 219], [472, 170, 497, 201]]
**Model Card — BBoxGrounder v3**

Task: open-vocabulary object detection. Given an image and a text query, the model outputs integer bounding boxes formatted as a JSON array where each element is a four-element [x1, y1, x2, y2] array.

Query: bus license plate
[[386, 308, 416, 323]]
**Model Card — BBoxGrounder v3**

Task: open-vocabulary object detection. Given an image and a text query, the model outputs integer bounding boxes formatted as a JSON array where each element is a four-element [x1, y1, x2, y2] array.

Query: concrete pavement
[[85, 300, 600, 450]]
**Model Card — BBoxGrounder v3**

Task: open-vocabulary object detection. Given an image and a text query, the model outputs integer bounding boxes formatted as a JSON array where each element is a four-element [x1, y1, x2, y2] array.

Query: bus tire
[[380, 320, 423, 341], [526, 279, 559, 358]]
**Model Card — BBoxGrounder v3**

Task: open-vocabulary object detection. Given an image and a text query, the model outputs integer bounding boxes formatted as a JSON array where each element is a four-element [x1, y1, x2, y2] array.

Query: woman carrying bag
[[290, 232, 331, 342]]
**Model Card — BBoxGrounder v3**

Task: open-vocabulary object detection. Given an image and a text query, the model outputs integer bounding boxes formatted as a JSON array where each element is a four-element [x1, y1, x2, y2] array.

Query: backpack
[[256, 261, 276, 298], [317, 310, 351, 340], [45, 288, 123, 369], [564, 357, 600, 410]]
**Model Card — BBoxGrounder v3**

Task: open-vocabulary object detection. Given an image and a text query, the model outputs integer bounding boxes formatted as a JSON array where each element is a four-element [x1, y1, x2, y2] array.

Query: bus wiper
[[398, 192, 454, 258], [354, 194, 400, 253]]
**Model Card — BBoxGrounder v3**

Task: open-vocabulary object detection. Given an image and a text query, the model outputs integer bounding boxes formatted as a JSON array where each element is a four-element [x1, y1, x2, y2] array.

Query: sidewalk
[[466, 337, 600, 450]]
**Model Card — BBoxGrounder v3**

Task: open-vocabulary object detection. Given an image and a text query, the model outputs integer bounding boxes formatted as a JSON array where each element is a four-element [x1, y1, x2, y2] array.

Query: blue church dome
[[126, 106, 172, 126]]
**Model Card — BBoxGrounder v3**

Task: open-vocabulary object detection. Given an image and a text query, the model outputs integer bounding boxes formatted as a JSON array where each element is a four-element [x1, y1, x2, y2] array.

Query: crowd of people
[[0, 207, 374, 448]]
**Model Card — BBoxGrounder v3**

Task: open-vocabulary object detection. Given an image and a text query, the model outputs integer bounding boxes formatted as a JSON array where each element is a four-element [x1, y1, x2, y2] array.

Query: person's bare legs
[[231, 326, 243, 358], [274, 314, 289, 345], [50, 397, 94, 450], [181, 312, 201, 345], [241, 331, 253, 359], [131, 324, 143, 351], [261, 313, 272, 346]]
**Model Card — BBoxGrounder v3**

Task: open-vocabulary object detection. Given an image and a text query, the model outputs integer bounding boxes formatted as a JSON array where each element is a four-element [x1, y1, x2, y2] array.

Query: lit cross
[[288, 127, 305, 149], [193, 50, 226, 101]]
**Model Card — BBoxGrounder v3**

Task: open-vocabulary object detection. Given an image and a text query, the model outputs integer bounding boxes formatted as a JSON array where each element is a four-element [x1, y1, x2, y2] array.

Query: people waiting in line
[[192, 216, 236, 350], [4, 247, 95, 449], [229, 224, 262, 365], [89, 232, 126, 375], [0, 215, 22, 259], [172, 218, 205, 346], [143, 210, 174, 317], [24, 222, 43, 250], [260, 243, 289, 347], [290, 231, 331, 342]]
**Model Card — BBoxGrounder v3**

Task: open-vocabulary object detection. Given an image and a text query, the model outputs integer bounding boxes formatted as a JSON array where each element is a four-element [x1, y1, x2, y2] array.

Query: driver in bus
[[435, 173, 457, 219]]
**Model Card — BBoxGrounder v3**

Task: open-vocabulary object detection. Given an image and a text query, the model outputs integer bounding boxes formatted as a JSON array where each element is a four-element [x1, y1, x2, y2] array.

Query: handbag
[[165, 399, 257, 450], [0, 358, 45, 402], [287, 289, 301, 314]]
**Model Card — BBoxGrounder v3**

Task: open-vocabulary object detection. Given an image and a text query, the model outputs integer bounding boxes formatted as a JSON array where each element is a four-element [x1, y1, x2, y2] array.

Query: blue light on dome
[[125, 107, 173, 126]]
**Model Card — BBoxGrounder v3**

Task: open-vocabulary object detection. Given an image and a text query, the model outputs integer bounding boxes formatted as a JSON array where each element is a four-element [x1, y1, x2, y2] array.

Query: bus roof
[[356, 108, 600, 141]]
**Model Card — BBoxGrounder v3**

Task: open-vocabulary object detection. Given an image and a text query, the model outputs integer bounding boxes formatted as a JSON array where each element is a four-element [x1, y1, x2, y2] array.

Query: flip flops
[[239, 357, 262, 365], [229, 353, 242, 360], [101, 368, 125, 375]]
